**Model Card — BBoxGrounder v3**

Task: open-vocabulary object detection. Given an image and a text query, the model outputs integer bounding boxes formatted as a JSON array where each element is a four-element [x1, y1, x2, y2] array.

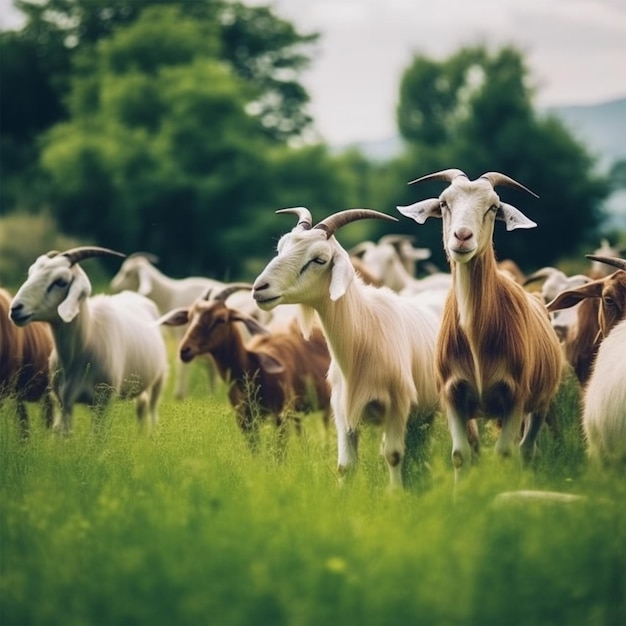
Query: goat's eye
[[439, 201, 447, 210], [603, 296, 616, 308], [312, 257, 327, 265], [48, 278, 68, 292]]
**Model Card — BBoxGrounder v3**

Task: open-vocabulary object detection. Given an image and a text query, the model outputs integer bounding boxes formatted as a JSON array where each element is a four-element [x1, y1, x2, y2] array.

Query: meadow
[[1, 357, 624, 626]]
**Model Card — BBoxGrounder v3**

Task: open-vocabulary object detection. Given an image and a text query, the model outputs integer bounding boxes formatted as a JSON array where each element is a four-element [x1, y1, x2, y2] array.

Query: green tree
[[389, 45, 611, 270]]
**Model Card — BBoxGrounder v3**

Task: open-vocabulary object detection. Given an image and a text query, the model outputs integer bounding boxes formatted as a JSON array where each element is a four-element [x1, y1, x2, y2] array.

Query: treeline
[[0, 0, 619, 283]]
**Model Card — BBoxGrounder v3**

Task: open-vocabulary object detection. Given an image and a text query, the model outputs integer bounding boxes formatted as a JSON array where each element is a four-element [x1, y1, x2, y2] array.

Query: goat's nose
[[253, 281, 269, 295], [180, 347, 194, 363], [454, 227, 473, 242]]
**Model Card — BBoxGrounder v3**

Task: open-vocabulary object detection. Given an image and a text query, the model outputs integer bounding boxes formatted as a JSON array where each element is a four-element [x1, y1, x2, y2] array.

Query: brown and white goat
[[546, 255, 626, 387], [398, 169, 563, 479], [158, 284, 332, 449], [0, 287, 54, 436]]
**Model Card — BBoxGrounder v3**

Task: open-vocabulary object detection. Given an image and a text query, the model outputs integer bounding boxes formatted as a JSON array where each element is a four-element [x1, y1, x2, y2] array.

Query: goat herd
[[2, 170, 625, 488]]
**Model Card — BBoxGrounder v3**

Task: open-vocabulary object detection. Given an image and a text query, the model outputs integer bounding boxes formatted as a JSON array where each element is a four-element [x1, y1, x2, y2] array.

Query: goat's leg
[[382, 400, 410, 489], [147, 375, 165, 428], [42, 392, 54, 429], [494, 408, 524, 459], [91, 384, 113, 436], [16, 400, 29, 440], [519, 411, 544, 463], [174, 360, 190, 400]]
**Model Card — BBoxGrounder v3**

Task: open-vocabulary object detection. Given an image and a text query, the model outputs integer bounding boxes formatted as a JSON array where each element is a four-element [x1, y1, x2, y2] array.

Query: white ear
[[57, 270, 91, 323], [397, 199, 442, 224], [329, 251, 355, 301], [137, 267, 152, 296], [496, 202, 537, 231]]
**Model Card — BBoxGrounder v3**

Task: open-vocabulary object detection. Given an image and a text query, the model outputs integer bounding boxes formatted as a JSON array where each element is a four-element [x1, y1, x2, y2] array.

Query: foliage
[[0, 360, 624, 626]]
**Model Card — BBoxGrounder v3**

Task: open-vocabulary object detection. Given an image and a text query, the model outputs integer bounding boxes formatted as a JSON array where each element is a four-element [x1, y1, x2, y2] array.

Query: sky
[[2, 0, 625, 145]]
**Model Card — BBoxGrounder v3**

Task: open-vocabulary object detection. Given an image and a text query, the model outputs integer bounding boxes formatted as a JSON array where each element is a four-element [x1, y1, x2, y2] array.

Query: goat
[[9, 247, 168, 435], [546, 255, 626, 386], [350, 234, 452, 295], [252, 207, 441, 489], [524, 267, 592, 341], [157, 283, 331, 450], [398, 169, 563, 479], [110, 252, 268, 398], [582, 316, 626, 466], [1, 287, 54, 437]]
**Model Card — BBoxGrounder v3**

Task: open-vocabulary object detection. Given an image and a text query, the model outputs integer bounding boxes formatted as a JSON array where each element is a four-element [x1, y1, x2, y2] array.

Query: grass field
[[1, 361, 624, 626]]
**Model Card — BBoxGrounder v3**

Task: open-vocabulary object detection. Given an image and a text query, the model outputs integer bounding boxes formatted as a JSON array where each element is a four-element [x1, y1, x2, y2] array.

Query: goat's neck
[[51, 302, 91, 367], [313, 282, 374, 375], [451, 248, 498, 330], [143, 266, 177, 304], [208, 326, 251, 383]]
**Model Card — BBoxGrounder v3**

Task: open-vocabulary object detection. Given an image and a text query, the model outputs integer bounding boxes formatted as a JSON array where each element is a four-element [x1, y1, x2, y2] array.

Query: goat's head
[[253, 207, 397, 309], [10, 247, 126, 326], [110, 252, 159, 295], [547, 255, 626, 340], [397, 169, 538, 264], [157, 283, 265, 363]]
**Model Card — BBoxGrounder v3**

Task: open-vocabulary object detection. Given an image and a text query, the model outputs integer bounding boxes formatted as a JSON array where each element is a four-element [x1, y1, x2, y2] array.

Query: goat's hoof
[[452, 450, 464, 469]]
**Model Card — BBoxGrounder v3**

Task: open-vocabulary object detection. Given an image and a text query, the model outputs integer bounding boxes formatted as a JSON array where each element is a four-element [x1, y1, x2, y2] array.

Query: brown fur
[[0, 287, 54, 434], [548, 270, 626, 386], [163, 300, 331, 447]]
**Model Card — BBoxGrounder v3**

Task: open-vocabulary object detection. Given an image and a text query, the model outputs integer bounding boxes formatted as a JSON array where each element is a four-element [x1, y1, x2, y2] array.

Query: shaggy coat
[[0, 287, 54, 434], [253, 208, 441, 489], [398, 170, 563, 477], [159, 292, 331, 447]]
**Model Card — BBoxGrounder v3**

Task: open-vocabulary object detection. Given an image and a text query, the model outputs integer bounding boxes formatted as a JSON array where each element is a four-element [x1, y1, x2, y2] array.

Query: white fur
[[253, 217, 441, 489], [10, 253, 168, 434], [582, 317, 626, 465]]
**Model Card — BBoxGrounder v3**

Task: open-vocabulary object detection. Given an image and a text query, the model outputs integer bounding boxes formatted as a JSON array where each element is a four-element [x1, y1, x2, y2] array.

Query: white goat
[[10, 247, 168, 434], [582, 316, 626, 466], [350, 234, 452, 295], [110, 252, 267, 398], [253, 207, 441, 489], [524, 266, 592, 341], [398, 169, 563, 480]]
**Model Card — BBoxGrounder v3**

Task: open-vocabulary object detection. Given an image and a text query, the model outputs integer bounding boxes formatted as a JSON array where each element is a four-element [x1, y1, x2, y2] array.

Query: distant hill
[[547, 97, 626, 170]]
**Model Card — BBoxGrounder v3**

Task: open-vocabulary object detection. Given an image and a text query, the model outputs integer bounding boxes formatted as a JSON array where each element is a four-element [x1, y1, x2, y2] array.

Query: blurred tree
[[390, 45, 611, 271], [2, 0, 318, 209]]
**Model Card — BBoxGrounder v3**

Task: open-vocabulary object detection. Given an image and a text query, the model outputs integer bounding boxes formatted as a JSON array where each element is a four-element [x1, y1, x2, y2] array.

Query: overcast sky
[[2, 0, 625, 145]]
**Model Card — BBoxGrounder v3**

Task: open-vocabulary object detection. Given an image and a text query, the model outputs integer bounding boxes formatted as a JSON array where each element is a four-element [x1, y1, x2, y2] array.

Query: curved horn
[[276, 207, 312, 230], [314, 209, 398, 239], [585, 254, 626, 271], [479, 172, 539, 198], [213, 283, 255, 303], [408, 169, 468, 185], [128, 251, 160, 264], [348, 241, 376, 257], [61, 246, 126, 266], [523, 266, 558, 286]]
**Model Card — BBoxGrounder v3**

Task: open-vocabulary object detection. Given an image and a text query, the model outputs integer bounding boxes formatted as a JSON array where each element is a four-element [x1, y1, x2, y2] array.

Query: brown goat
[[158, 284, 332, 449], [398, 169, 563, 480], [1, 287, 54, 436], [547, 255, 626, 387]]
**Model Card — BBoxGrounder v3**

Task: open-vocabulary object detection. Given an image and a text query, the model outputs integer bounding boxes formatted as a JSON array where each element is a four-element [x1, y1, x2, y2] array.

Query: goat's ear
[[157, 308, 190, 326], [57, 270, 91, 323], [329, 250, 355, 301], [137, 267, 152, 296], [546, 281, 603, 312], [396, 199, 442, 224], [254, 352, 285, 374], [496, 203, 537, 231], [231, 311, 270, 336]]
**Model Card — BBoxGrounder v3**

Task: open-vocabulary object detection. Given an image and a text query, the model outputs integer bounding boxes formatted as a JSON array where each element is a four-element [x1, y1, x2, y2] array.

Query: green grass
[[1, 363, 624, 626]]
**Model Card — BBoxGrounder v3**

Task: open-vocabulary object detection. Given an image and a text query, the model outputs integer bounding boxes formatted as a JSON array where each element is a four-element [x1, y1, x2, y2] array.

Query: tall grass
[[1, 364, 624, 626]]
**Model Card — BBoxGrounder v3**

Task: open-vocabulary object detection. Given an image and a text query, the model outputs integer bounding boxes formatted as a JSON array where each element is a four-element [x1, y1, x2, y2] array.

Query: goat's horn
[[61, 246, 126, 266], [213, 283, 255, 303], [408, 169, 468, 185], [46, 250, 60, 258], [523, 267, 557, 285], [276, 207, 313, 230], [585, 254, 626, 271], [479, 172, 539, 198], [314, 209, 398, 238], [128, 251, 160, 264]]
